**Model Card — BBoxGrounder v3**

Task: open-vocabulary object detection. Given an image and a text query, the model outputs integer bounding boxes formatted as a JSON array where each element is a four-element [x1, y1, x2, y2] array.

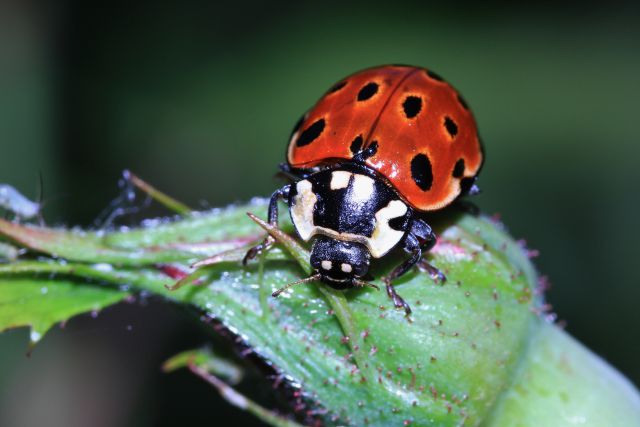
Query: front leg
[[243, 184, 291, 265], [412, 218, 446, 283], [384, 218, 447, 315], [384, 233, 422, 316]]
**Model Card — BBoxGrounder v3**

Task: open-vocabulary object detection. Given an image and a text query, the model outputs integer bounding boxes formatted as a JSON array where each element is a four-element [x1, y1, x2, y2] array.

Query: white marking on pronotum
[[351, 174, 375, 203], [321, 260, 332, 270], [330, 171, 351, 190], [290, 180, 317, 240], [341, 263, 353, 273], [291, 196, 409, 258], [369, 199, 408, 257]]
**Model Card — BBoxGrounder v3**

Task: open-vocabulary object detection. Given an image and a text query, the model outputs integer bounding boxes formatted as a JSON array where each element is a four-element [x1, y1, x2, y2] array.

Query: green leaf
[[0, 202, 269, 266], [0, 277, 128, 345], [0, 201, 638, 426]]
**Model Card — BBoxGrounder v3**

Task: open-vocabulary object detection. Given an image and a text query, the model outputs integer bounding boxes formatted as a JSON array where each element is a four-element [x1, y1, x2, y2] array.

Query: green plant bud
[[0, 201, 638, 426]]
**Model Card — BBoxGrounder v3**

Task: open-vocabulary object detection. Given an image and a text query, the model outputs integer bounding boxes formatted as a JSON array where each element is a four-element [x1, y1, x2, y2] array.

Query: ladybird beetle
[[245, 65, 484, 315]]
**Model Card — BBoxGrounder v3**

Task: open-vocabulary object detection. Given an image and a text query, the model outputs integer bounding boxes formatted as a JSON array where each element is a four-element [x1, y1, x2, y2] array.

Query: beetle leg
[[412, 218, 446, 283], [385, 281, 412, 316], [418, 259, 446, 283], [243, 184, 291, 265], [411, 218, 436, 251], [460, 176, 481, 197], [383, 233, 422, 316]]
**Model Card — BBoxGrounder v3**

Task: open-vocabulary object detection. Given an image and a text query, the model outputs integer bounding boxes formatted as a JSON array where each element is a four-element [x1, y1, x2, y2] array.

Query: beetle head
[[310, 236, 370, 288]]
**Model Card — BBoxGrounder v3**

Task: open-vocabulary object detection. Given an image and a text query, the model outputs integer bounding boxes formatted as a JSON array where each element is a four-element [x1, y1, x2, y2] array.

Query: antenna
[[272, 274, 321, 297]]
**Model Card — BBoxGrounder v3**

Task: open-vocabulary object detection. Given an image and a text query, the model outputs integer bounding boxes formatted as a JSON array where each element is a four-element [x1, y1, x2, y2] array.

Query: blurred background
[[1, 1, 638, 426]]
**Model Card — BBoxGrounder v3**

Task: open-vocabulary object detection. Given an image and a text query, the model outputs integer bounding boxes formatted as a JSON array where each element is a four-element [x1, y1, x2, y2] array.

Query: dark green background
[[1, 1, 638, 426]]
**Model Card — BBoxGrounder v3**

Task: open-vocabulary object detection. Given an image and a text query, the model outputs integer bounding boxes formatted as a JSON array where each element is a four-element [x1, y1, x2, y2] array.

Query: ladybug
[[245, 65, 484, 315]]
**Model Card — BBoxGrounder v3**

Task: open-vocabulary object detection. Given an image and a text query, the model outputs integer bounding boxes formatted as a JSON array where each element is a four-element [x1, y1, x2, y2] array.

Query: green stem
[[125, 170, 192, 215], [188, 363, 304, 427]]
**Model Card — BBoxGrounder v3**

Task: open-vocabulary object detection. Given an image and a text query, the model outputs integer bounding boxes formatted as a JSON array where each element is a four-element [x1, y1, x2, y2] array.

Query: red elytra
[[287, 65, 484, 211]]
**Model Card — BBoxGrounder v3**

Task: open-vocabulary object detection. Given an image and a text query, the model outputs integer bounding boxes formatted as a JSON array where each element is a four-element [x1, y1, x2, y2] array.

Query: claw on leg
[[242, 235, 275, 265], [242, 184, 291, 265], [418, 258, 446, 283], [384, 279, 412, 316]]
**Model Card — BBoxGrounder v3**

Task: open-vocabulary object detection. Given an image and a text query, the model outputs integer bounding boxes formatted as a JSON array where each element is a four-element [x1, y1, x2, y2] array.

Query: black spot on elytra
[[457, 94, 469, 110], [328, 81, 347, 94], [350, 135, 363, 154], [296, 118, 325, 147], [411, 153, 433, 191], [289, 114, 305, 140], [444, 116, 458, 138], [402, 96, 422, 119], [426, 70, 444, 82], [453, 159, 465, 178], [357, 82, 379, 101]]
